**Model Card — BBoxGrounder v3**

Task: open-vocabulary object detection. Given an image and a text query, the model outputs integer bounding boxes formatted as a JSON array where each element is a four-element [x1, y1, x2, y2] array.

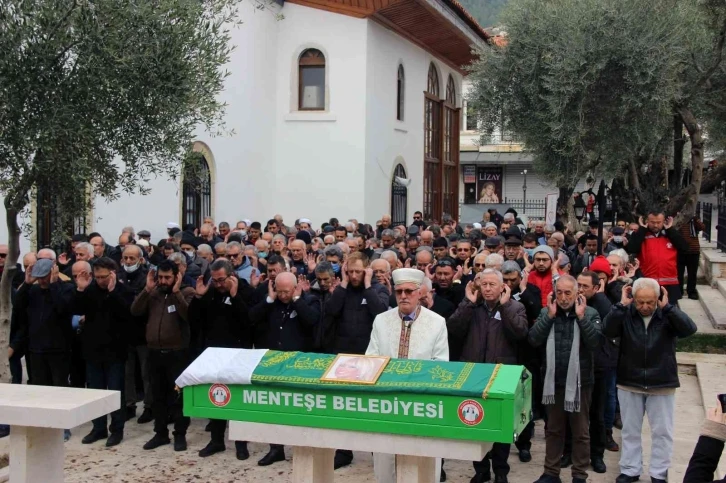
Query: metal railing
[[502, 198, 546, 219], [479, 132, 524, 145], [703, 202, 713, 243], [717, 204, 726, 252]]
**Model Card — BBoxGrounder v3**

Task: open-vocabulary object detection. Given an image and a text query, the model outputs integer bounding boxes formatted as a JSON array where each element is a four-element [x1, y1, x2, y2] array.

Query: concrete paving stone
[[679, 297, 726, 335], [0, 374, 706, 483], [696, 285, 726, 329]]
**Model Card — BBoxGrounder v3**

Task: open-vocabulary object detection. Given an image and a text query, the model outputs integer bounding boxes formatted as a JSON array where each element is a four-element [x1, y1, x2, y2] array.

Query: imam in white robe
[[365, 305, 449, 483]]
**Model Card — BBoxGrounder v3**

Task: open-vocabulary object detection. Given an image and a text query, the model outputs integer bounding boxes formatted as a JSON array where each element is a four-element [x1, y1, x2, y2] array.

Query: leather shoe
[[235, 441, 249, 461], [651, 479, 666, 483], [334, 452, 353, 470], [143, 433, 170, 450], [173, 434, 187, 451], [606, 429, 620, 452], [198, 441, 225, 457], [591, 457, 606, 473], [559, 454, 572, 468], [532, 474, 562, 483], [494, 475, 508, 483], [137, 408, 153, 424], [82, 430, 108, 445], [105, 432, 123, 447], [519, 449, 532, 462], [440, 467, 446, 482], [616, 475, 640, 483], [258, 446, 285, 466], [470, 471, 490, 483]]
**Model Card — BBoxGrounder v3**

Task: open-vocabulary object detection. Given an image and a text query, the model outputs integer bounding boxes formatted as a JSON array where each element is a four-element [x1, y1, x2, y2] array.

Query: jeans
[[86, 361, 126, 434], [603, 368, 617, 430], [618, 389, 675, 480], [125, 345, 152, 409], [148, 349, 190, 437], [9, 351, 23, 384]]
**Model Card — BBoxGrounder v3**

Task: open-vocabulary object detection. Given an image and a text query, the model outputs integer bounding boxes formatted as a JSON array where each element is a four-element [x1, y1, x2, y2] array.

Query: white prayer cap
[[392, 268, 425, 287], [136, 239, 150, 247], [299, 218, 311, 224], [243, 219, 252, 226], [472, 222, 482, 229], [166, 222, 180, 230]]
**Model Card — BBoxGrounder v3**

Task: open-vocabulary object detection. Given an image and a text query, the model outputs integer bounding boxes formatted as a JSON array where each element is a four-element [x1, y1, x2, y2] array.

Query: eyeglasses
[[474, 263, 486, 268], [456, 248, 469, 252], [228, 253, 241, 259], [0, 253, 7, 258], [394, 288, 416, 296], [413, 216, 421, 220], [211, 277, 228, 285]]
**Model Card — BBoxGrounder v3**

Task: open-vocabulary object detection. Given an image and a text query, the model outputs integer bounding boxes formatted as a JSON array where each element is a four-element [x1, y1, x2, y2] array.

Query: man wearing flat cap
[[367, 268, 449, 483]]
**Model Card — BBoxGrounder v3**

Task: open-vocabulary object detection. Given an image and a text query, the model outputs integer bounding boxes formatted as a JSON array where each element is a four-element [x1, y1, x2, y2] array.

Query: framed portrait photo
[[320, 354, 390, 385]]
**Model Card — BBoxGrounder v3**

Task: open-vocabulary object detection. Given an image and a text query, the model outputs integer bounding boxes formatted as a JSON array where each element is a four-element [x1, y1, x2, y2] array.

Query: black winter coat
[[72, 281, 133, 362], [117, 264, 150, 346], [249, 294, 320, 352], [588, 292, 618, 370], [684, 434, 726, 482], [189, 286, 252, 350], [14, 281, 75, 353], [528, 306, 602, 387], [603, 303, 696, 389], [308, 283, 334, 352], [325, 282, 389, 354]]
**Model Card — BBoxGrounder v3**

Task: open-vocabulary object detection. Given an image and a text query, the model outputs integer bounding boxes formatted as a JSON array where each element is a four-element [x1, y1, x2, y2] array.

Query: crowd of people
[[0, 206, 724, 483]]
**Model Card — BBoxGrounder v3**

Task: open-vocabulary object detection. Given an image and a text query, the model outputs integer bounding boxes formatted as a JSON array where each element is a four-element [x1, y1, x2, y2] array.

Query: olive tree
[[0, 0, 241, 380]]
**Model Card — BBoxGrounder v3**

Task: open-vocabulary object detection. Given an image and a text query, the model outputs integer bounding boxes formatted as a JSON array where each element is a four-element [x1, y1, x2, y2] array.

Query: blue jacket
[[234, 256, 259, 284]]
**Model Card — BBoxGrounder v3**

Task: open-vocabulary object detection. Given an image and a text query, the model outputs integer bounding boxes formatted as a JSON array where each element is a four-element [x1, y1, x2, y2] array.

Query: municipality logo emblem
[[457, 399, 484, 426], [209, 384, 231, 407]]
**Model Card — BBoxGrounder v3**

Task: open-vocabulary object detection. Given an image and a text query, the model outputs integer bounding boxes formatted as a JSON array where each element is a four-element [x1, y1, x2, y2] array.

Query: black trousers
[[473, 443, 511, 476], [28, 352, 69, 387], [678, 253, 700, 297], [515, 421, 536, 451], [209, 419, 247, 447], [564, 371, 606, 459], [148, 349, 190, 437], [86, 360, 125, 434]]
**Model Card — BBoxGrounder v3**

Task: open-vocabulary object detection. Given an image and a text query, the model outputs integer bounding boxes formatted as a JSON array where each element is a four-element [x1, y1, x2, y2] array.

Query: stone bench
[[0, 384, 119, 483], [230, 421, 493, 483]]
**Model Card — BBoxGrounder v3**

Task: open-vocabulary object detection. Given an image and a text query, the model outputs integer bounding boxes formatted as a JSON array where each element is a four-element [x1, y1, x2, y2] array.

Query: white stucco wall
[[364, 20, 463, 225]]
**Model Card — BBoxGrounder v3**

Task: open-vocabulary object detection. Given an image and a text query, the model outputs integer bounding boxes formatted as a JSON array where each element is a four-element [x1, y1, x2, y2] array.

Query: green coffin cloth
[[250, 351, 503, 399]]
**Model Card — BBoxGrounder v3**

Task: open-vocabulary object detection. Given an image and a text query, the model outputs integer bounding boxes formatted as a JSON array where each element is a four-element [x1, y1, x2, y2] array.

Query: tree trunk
[[0, 200, 21, 382], [672, 114, 685, 195], [671, 105, 704, 225]]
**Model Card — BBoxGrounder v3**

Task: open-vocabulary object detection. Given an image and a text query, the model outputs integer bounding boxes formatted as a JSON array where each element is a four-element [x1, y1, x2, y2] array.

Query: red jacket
[[528, 269, 557, 306], [627, 227, 688, 286]]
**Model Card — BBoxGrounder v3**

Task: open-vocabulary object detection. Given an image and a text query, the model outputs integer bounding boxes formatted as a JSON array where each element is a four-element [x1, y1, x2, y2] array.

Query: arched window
[[424, 63, 442, 221], [427, 63, 440, 97], [299, 48, 326, 111], [446, 75, 456, 105], [396, 64, 405, 121], [391, 164, 408, 227], [36, 179, 87, 250], [182, 153, 212, 229]]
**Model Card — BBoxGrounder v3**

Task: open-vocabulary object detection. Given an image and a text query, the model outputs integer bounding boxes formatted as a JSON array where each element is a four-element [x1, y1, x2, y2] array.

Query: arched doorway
[[391, 164, 408, 227]]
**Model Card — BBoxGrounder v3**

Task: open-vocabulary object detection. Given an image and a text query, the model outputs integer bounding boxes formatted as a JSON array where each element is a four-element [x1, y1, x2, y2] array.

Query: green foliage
[[467, 0, 694, 191], [0, 0, 240, 232], [457, 0, 509, 27]]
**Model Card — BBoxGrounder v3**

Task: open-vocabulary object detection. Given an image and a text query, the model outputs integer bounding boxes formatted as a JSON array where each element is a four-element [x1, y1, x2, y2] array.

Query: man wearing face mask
[[605, 227, 628, 254], [448, 269, 529, 483], [180, 232, 208, 281], [254, 239, 270, 273], [73, 257, 133, 448], [323, 245, 344, 279], [117, 244, 154, 423], [131, 260, 195, 452]]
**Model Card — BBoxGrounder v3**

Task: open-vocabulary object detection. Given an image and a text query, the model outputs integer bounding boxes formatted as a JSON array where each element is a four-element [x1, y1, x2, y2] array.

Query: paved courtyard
[[0, 370, 706, 483]]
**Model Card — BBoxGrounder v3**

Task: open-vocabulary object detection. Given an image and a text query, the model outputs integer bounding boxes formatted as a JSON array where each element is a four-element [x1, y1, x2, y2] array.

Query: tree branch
[[695, 16, 726, 91]]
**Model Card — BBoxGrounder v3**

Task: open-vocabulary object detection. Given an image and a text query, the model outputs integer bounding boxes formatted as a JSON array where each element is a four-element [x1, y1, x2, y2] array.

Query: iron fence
[[704, 202, 713, 243], [717, 204, 726, 252], [503, 198, 546, 219]]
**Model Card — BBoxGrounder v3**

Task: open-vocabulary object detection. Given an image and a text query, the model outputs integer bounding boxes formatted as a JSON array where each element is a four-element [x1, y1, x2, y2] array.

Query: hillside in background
[[458, 0, 508, 27]]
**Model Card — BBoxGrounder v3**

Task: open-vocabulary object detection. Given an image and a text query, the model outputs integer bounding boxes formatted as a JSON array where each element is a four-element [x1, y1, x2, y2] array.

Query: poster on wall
[[477, 167, 503, 204], [463, 165, 477, 184]]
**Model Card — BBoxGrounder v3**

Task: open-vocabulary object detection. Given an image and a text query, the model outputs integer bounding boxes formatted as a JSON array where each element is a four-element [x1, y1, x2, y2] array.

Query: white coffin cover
[[175, 348, 269, 388]]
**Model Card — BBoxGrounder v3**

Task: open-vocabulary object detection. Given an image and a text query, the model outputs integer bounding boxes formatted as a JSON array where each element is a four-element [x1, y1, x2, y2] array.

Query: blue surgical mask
[[613, 236, 623, 244], [331, 262, 341, 274], [524, 248, 535, 258], [258, 252, 268, 259]]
